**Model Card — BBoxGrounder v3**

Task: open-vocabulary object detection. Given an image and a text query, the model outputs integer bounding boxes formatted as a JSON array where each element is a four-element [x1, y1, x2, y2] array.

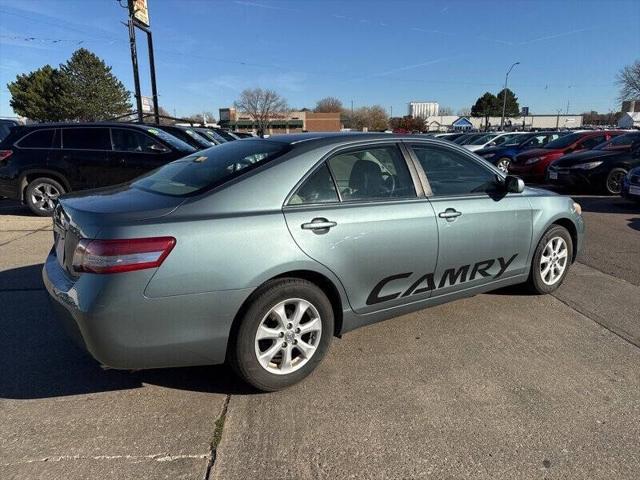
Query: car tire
[[495, 157, 511, 173], [526, 225, 573, 294], [604, 168, 627, 195], [229, 278, 334, 391], [25, 177, 66, 216]]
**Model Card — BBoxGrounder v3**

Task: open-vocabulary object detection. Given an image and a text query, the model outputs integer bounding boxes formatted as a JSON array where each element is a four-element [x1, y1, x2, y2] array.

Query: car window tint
[[288, 163, 339, 205], [63, 128, 111, 150], [17, 129, 55, 148], [579, 136, 605, 149], [411, 145, 498, 196], [112, 128, 167, 153], [327, 145, 416, 201]]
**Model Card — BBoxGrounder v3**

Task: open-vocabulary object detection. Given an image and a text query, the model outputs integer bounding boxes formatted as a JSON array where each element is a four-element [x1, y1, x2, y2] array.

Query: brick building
[[218, 108, 341, 134]]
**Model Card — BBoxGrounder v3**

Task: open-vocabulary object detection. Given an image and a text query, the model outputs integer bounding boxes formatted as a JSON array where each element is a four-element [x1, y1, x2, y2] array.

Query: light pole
[[500, 62, 520, 130]]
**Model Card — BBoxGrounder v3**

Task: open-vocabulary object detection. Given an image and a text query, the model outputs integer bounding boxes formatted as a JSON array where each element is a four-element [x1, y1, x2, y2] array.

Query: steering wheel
[[381, 172, 396, 195]]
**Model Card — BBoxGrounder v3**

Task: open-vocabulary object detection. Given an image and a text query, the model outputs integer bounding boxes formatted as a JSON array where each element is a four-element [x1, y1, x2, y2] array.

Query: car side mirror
[[505, 175, 525, 193]]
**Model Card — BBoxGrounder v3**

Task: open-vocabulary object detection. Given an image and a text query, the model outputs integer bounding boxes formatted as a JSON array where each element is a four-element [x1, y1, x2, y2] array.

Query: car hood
[[516, 148, 560, 160], [551, 149, 620, 168], [58, 184, 186, 237]]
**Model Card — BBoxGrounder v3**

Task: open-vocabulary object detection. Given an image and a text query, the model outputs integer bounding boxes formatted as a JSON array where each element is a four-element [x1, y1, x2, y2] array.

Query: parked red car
[[508, 130, 623, 183]]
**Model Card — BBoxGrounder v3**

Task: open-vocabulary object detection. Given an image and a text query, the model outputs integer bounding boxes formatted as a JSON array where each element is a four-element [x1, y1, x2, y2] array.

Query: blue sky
[[1, 0, 639, 119]]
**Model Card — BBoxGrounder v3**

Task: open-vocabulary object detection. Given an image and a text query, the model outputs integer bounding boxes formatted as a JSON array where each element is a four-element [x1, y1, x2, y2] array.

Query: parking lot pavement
[[1, 196, 639, 480], [0, 201, 234, 480]]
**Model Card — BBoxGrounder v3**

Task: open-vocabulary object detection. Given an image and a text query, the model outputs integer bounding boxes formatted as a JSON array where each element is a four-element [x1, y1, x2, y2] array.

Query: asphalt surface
[[1, 194, 639, 479]]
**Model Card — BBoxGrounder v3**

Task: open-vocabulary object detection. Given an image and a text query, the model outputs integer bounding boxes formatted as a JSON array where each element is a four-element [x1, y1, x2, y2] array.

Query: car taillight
[[72, 237, 176, 274], [0, 150, 13, 164]]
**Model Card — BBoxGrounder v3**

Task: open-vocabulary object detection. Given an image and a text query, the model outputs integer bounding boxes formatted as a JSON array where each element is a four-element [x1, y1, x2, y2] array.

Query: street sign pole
[[128, 18, 144, 123]]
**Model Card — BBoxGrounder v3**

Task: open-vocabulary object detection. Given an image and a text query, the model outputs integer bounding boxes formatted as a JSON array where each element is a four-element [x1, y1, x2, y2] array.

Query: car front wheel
[[526, 225, 573, 294], [229, 278, 334, 391], [604, 168, 627, 195], [25, 177, 65, 216]]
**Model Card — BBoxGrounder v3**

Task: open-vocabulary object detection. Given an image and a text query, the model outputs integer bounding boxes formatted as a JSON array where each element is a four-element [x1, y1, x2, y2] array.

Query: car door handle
[[301, 218, 337, 230], [438, 208, 462, 220]]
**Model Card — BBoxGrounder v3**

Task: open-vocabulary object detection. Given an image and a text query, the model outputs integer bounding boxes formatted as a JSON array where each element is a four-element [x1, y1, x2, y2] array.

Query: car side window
[[327, 145, 416, 201], [288, 163, 339, 205], [410, 145, 498, 196], [17, 129, 55, 148], [62, 128, 111, 150], [579, 136, 605, 149], [112, 128, 168, 153]]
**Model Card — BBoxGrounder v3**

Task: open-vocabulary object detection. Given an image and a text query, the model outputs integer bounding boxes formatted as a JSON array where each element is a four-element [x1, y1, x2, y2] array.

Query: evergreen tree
[[7, 65, 73, 122], [60, 48, 131, 121], [496, 88, 520, 117]]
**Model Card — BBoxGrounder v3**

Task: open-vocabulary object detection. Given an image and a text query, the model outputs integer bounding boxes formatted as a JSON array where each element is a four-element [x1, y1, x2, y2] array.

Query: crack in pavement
[[204, 393, 231, 480], [1, 453, 210, 466], [0, 225, 51, 247]]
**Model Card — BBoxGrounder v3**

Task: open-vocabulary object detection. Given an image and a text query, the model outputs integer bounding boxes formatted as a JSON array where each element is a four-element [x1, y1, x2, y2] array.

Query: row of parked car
[[432, 129, 640, 196], [0, 122, 256, 215]]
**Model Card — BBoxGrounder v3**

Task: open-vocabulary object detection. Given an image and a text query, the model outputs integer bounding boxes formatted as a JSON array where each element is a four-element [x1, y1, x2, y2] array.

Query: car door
[[59, 127, 115, 189], [284, 142, 439, 314], [110, 127, 173, 182], [407, 142, 533, 298], [575, 134, 607, 152]]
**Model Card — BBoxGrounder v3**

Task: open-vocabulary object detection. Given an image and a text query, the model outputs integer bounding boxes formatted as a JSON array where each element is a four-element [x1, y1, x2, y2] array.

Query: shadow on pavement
[[0, 198, 32, 216], [0, 264, 253, 400], [571, 195, 639, 214], [627, 217, 640, 232]]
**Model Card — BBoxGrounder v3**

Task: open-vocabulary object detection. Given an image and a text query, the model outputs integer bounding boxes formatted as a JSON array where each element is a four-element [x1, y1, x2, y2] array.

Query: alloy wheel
[[254, 298, 322, 375], [496, 158, 510, 173], [30, 182, 60, 213], [606, 170, 626, 195], [539, 236, 568, 286]]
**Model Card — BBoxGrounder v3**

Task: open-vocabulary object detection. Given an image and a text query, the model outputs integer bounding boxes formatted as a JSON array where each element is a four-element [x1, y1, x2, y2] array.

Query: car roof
[[16, 122, 159, 130]]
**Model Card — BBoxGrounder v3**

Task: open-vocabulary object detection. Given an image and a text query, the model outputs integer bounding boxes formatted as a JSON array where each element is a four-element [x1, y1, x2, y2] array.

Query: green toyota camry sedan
[[43, 133, 584, 391]]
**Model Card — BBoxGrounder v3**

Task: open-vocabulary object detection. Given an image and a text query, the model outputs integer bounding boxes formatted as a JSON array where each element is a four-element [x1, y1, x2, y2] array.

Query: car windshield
[[196, 128, 227, 144], [132, 139, 291, 196], [180, 128, 213, 148], [143, 127, 196, 153], [455, 133, 482, 145], [595, 132, 640, 150], [212, 129, 238, 142], [468, 133, 498, 145], [543, 133, 582, 149]]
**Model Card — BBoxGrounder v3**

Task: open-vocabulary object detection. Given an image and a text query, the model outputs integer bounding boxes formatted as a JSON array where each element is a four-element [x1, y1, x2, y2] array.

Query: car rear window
[[132, 139, 290, 196], [595, 132, 640, 150], [17, 129, 55, 148], [63, 128, 111, 150]]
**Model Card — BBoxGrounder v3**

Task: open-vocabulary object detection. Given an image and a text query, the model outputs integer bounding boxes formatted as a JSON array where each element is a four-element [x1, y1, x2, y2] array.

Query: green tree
[[60, 48, 131, 121], [7, 65, 73, 122], [471, 92, 499, 130], [350, 105, 389, 131], [496, 88, 520, 117]]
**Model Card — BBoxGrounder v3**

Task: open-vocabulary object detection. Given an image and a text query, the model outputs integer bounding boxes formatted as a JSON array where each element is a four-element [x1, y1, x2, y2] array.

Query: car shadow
[[0, 264, 254, 400], [0, 199, 32, 216], [570, 195, 639, 214], [628, 217, 640, 232]]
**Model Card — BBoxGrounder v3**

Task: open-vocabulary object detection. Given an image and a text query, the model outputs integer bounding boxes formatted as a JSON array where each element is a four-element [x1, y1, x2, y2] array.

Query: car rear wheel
[[25, 177, 65, 216], [526, 225, 573, 294], [229, 278, 334, 391], [496, 157, 511, 173], [604, 168, 627, 195]]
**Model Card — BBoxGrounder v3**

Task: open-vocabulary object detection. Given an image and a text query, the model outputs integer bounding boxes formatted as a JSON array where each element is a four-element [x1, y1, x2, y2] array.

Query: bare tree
[[617, 60, 640, 102], [351, 105, 389, 131], [457, 107, 471, 116], [184, 111, 216, 125], [314, 96, 343, 113], [234, 88, 288, 136], [439, 106, 453, 115]]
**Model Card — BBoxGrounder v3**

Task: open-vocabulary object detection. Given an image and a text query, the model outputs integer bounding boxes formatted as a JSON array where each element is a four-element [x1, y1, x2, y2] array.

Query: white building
[[424, 114, 583, 132], [409, 101, 439, 118], [618, 112, 640, 129]]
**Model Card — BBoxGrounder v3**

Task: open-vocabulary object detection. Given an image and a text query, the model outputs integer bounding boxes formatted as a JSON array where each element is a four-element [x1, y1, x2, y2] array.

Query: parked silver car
[[44, 133, 584, 390]]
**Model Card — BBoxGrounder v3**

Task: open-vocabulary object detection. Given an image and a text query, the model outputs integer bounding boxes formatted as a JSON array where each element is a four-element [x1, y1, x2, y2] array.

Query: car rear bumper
[[43, 250, 253, 369]]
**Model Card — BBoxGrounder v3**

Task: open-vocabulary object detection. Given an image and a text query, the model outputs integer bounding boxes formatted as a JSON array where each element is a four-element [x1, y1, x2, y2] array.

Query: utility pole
[[127, 18, 143, 123], [556, 109, 562, 130], [500, 61, 520, 130], [390, 105, 393, 118]]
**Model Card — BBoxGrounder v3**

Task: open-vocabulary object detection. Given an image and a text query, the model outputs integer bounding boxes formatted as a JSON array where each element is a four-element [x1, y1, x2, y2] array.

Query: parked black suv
[[0, 123, 195, 215]]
